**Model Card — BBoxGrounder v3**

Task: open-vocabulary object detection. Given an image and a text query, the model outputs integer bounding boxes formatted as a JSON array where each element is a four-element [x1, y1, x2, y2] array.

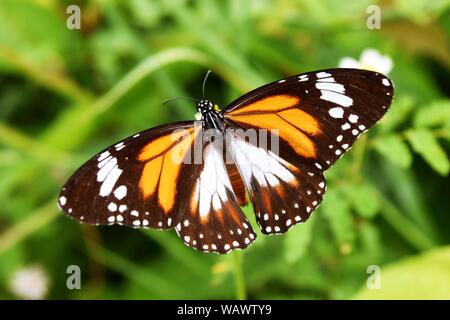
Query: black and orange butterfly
[[58, 68, 393, 254]]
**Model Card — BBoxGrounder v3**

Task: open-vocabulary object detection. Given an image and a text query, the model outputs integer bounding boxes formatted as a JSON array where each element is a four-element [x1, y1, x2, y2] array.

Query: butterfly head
[[197, 99, 214, 114]]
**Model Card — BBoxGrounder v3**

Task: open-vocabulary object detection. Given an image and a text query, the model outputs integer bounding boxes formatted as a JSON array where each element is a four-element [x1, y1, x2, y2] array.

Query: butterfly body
[[197, 99, 224, 130], [59, 68, 393, 254]]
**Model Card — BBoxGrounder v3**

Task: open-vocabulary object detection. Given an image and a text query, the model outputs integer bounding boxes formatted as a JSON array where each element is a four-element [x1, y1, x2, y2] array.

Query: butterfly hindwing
[[226, 129, 325, 234], [58, 121, 200, 229], [173, 134, 256, 253]]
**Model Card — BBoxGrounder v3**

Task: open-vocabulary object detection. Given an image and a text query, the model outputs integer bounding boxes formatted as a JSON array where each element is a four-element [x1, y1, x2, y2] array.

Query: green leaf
[[374, 135, 412, 169], [283, 216, 315, 264], [407, 129, 450, 176], [353, 246, 450, 299], [414, 100, 450, 128], [345, 183, 380, 219], [378, 95, 414, 133], [322, 189, 355, 247]]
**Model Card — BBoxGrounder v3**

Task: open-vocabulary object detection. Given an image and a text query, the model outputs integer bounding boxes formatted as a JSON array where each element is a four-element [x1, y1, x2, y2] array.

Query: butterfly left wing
[[58, 121, 201, 229], [223, 68, 394, 234]]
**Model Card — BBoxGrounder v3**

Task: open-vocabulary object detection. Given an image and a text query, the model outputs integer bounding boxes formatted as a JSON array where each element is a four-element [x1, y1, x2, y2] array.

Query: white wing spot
[[107, 202, 117, 212], [130, 210, 139, 217], [348, 114, 359, 123], [316, 82, 345, 94], [316, 71, 331, 78], [114, 185, 127, 200], [98, 151, 110, 162], [59, 196, 67, 206], [342, 123, 351, 130], [329, 107, 344, 118], [320, 91, 353, 107]]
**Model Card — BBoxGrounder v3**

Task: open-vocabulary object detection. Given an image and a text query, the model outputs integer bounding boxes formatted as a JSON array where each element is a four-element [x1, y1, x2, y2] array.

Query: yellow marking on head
[[214, 104, 221, 111], [229, 95, 299, 115]]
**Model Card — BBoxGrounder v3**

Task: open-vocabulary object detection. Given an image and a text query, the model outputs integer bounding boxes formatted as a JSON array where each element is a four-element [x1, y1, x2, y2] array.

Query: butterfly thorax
[[197, 99, 224, 130]]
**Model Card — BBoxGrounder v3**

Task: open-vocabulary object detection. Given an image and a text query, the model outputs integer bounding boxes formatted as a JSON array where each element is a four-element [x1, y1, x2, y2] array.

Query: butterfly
[[58, 68, 394, 254]]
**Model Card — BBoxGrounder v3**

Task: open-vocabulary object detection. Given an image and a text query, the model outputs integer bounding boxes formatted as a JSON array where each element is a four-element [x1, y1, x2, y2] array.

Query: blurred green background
[[0, 0, 449, 300]]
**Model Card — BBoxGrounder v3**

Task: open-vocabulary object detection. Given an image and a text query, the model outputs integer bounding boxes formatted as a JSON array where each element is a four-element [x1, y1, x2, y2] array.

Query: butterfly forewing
[[58, 121, 200, 229]]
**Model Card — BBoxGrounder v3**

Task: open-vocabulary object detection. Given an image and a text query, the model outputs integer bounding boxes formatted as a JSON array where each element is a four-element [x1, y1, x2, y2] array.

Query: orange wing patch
[[138, 126, 200, 213], [227, 96, 321, 158], [228, 95, 299, 115]]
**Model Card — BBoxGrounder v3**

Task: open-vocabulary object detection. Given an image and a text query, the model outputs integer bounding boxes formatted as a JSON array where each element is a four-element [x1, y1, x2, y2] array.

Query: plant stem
[[377, 191, 435, 251], [232, 251, 247, 300], [0, 199, 60, 256]]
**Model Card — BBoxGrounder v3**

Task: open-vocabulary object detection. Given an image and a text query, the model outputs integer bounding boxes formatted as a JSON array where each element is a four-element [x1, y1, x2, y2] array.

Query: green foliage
[[0, 0, 449, 300], [354, 246, 450, 299], [407, 129, 450, 176]]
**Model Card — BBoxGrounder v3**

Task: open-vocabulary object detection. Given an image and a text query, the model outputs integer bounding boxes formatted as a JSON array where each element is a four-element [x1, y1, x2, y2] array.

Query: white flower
[[10, 265, 49, 300], [338, 48, 393, 75]]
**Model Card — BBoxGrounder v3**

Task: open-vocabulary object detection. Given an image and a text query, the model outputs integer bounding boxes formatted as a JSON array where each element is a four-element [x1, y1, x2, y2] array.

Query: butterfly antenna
[[202, 69, 212, 99], [161, 97, 200, 106]]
